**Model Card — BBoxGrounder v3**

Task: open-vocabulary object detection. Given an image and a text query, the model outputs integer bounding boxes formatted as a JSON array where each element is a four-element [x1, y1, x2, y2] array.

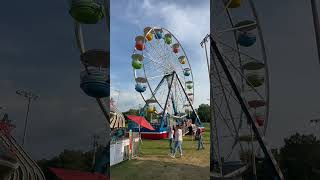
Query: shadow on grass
[[111, 159, 210, 180]]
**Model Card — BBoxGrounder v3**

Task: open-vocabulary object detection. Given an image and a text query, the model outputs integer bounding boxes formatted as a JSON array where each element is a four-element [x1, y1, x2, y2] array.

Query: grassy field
[[111, 123, 210, 180]]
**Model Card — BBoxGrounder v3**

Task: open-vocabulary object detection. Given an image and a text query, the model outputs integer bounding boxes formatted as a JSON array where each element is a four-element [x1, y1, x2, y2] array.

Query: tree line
[[122, 103, 211, 123]]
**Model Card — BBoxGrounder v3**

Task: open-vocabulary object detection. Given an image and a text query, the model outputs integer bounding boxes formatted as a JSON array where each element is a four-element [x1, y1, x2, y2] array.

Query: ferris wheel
[[132, 26, 200, 125], [204, 0, 283, 179]]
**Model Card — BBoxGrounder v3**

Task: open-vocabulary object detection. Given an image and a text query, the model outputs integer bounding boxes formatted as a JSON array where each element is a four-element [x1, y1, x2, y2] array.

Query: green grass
[[111, 123, 210, 180]]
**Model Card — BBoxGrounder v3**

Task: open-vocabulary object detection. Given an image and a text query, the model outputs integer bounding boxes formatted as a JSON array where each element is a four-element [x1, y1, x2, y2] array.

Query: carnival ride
[[68, 0, 109, 176], [110, 98, 126, 142], [130, 26, 204, 139], [0, 113, 46, 180], [201, 0, 283, 179]]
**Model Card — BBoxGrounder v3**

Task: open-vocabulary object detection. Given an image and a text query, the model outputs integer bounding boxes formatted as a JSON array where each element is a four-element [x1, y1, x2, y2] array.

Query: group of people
[[167, 124, 204, 158]]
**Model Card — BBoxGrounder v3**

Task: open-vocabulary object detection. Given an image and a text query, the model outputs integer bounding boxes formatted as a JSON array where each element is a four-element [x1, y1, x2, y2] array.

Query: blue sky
[[110, 0, 210, 111]]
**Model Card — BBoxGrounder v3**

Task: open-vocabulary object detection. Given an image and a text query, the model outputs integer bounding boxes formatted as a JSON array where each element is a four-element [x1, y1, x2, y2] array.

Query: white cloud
[[110, 87, 144, 112]]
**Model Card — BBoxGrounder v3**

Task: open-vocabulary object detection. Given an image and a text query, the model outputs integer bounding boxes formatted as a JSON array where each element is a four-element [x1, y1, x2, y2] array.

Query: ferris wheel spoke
[[157, 89, 167, 107], [144, 48, 170, 69], [216, 22, 258, 36], [146, 73, 170, 81], [153, 28, 170, 66], [174, 78, 188, 105], [145, 43, 160, 63], [212, 73, 242, 105], [154, 78, 172, 109], [144, 64, 167, 78], [174, 82, 186, 111], [147, 41, 169, 62], [162, 42, 178, 70], [143, 65, 164, 80], [223, 88, 246, 153], [160, 32, 171, 67], [220, 51, 266, 100], [214, 101, 237, 137], [213, 55, 243, 140], [143, 61, 171, 74], [146, 38, 174, 72], [215, 38, 262, 63], [144, 50, 174, 72]]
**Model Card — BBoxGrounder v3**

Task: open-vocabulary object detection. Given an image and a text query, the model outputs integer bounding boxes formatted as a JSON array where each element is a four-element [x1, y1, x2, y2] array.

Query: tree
[[123, 108, 140, 123], [280, 133, 320, 180], [197, 104, 211, 122], [123, 108, 139, 116], [37, 146, 106, 179]]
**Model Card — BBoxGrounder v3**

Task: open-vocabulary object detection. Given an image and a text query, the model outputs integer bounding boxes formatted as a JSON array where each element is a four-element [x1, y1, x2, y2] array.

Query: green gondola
[[246, 74, 264, 87], [242, 62, 265, 70], [69, 0, 104, 24]]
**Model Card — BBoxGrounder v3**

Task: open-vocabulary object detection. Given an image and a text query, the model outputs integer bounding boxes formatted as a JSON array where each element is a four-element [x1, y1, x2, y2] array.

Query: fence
[[110, 132, 140, 166]]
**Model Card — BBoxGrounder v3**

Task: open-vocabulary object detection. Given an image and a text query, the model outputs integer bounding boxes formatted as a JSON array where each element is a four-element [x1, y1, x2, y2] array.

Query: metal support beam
[[175, 73, 202, 126], [161, 73, 175, 127], [311, 0, 320, 64], [96, 98, 110, 124], [210, 36, 284, 180]]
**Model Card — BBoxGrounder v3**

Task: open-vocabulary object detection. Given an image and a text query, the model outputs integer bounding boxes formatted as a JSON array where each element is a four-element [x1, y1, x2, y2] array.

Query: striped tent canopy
[[110, 98, 125, 129]]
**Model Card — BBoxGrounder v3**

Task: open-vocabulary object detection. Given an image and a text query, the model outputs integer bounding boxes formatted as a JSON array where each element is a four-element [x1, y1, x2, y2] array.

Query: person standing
[[171, 125, 183, 158], [192, 124, 197, 141], [196, 127, 204, 150], [168, 126, 174, 156]]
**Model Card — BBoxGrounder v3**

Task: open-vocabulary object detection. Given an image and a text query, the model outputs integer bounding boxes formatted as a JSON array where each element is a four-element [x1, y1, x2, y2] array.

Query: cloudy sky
[[0, 0, 319, 162], [0, 0, 108, 160]]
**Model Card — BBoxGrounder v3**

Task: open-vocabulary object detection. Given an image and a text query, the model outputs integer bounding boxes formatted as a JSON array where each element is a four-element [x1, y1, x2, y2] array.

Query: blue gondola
[[135, 83, 146, 93], [183, 68, 191, 76], [80, 70, 109, 98], [155, 30, 163, 39], [237, 32, 256, 47]]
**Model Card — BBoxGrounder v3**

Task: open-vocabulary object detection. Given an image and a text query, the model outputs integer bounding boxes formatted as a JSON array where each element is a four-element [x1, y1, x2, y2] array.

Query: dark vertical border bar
[[209, 0, 216, 178], [103, 0, 110, 178]]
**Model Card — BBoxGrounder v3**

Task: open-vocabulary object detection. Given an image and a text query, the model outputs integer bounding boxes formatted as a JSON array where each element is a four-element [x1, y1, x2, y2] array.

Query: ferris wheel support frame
[[210, 35, 284, 180], [161, 73, 175, 127], [145, 71, 202, 128]]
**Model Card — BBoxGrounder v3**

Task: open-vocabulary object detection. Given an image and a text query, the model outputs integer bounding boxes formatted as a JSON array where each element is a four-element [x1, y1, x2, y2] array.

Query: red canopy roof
[[49, 167, 108, 180], [126, 115, 155, 131]]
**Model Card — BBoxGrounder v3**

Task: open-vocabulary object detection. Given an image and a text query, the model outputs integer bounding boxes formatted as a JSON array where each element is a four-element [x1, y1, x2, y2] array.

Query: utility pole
[[92, 134, 99, 170], [115, 90, 120, 104], [16, 89, 39, 147]]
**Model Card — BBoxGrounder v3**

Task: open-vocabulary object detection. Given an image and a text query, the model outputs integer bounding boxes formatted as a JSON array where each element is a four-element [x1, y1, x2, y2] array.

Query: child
[[196, 127, 204, 150]]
